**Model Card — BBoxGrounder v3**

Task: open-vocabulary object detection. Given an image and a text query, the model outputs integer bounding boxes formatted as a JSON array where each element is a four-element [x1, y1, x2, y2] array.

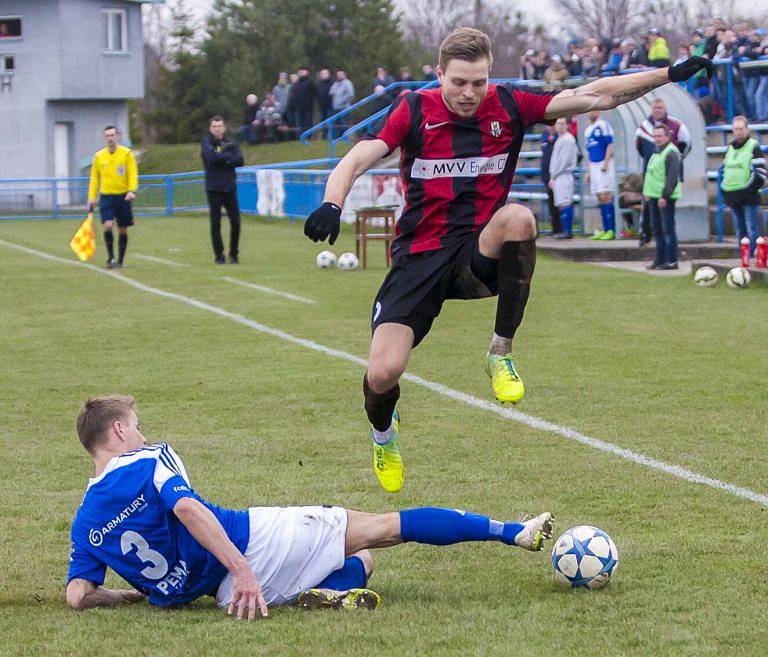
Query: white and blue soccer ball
[[551, 525, 619, 589], [694, 266, 718, 287], [337, 252, 359, 271], [316, 250, 337, 269]]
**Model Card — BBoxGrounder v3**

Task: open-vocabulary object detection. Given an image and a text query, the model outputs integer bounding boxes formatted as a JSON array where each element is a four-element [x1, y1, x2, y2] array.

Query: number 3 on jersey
[[120, 530, 169, 580]]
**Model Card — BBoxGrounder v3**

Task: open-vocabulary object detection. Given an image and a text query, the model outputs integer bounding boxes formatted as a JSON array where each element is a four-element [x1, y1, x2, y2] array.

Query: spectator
[[549, 117, 579, 239], [422, 64, 437, 81], [648, 28, 670, 67], [399, 66, 414, 83], [756, 32, 768, 121], [316, 68, 334, 132], [619, 39, 643, 72], [567, 43, 584, 77], [716, 30, 746, 116], [330, 70, 355, 135], [237, 94, 260, 144], [720, 115, 767, 255], [539, 124, 561, 235], [285, 73, 300, 138], [520, 49, 537, 80], [253, 93, 286, 143], [603, 39, 622, 73], [543, 55, 569, 88], [737, 30, 764, 119], [272, 72, 289, 113], [201, 116, 244, 265], [635, 98, 690, 244], [292, 67, 316, 134], [704, 26, 722, 59], [532, 50, 548, 79], [674, 45, 691, 66], [691, 30, 705, 56], [642, 124, 681, 270], [372, 66, 394, 91], [584, 110, 616, 241], [330, 70, 355, 112], [371, 84, 391, 113]]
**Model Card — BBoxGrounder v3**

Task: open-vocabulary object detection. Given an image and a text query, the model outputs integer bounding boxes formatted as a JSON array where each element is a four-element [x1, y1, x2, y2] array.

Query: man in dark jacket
[[201, 116, 244, 264], [316, 68, 334, 136], [292, 68, 316, 134]]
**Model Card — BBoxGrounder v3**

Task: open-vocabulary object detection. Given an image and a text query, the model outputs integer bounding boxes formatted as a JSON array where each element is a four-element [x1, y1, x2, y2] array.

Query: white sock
[[372, 420, 395, 445]]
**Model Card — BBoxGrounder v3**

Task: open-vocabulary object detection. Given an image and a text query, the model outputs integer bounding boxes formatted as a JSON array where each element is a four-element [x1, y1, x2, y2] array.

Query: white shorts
[[552, 174, 574, 207], [589, 161, 615, 195], [216, 506, 348, 608]]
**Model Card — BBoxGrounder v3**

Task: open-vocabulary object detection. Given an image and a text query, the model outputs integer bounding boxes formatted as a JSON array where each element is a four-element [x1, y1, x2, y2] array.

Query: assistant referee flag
[[70, 213, 96, 261]]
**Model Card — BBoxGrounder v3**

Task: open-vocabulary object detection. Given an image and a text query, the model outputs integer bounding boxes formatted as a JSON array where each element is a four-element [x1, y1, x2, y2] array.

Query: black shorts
[[99, 194, 134, 228], [371, 231, 498, 347]]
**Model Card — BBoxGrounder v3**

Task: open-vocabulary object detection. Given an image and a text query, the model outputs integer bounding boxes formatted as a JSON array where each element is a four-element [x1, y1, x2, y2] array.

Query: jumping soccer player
[[302, 27, 712, 493], [66, 395, 554, 617], [88, 126, 138, 269], [584, 110, 616, 240]]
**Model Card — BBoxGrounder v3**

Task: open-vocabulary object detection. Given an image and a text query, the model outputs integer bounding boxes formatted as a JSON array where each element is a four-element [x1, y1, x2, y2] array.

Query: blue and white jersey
[[67, 443, 250, 607], [584, 119, 613, 163]]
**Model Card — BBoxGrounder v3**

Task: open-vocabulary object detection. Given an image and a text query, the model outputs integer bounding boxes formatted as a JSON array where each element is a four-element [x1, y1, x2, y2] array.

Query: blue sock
[[600, 204, 615, 232], [399, 507, 524, 546], [560, 206, 573, 234]]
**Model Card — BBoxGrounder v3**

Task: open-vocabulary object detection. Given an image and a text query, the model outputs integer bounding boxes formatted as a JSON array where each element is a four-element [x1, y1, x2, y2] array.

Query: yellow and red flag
[[70, 213, 96, 262]]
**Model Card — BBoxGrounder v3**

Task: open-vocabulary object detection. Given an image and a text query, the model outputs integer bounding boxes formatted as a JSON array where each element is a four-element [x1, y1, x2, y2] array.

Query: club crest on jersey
[[489, 120, 502, 138]]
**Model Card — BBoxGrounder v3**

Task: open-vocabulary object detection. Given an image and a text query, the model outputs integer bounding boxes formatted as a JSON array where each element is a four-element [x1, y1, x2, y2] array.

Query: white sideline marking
[[2, 237, 767, 508], [222, 276, 316, 305], [133, 253, 191, 268]]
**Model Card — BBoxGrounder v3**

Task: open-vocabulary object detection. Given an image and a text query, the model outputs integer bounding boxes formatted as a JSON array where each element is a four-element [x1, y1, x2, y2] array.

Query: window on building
[[0, 17, 22, 39], [102, 9, 127, 53], [1, 55, 13, 72]]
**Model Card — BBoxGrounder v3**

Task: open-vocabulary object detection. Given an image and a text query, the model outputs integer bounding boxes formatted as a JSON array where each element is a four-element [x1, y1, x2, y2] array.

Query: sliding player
[[66, 395, 554, 617], [303, 28, 712, 493]]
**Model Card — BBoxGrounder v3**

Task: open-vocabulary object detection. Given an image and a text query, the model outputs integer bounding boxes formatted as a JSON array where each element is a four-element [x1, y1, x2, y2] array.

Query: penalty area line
[[2, 237, 767, 509]]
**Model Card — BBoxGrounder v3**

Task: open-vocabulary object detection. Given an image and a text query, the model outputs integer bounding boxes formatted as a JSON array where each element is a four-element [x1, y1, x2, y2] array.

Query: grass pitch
[[0, 215, 766, 657]]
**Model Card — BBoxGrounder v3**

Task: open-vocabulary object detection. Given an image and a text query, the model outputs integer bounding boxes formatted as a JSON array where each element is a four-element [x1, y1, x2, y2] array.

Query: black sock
[[494, 240, 536, 339], [104, 230, 114, 259], [363, 376, 400, 431], [118, 233, 128, 263]]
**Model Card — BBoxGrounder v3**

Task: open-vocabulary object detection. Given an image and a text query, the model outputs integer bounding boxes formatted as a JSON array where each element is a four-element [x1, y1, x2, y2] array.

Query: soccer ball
[[337, 252, 359, 271], [316, 250, 337, 269], [551, 525, 619, 589], [693, 266, 718, 287], [726, 267, 751, 289]]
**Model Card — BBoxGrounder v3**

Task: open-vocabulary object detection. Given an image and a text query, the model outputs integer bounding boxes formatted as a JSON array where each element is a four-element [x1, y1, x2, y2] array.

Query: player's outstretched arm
[[173, 497, 268, 620], [544, 57, 714, 119], [303, 139, 390, 244], [66, 578, 145, 610]]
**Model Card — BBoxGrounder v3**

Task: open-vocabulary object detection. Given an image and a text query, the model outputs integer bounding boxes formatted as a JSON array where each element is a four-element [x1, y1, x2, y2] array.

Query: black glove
[[304, 202, 341, 245], [668, 56, 714, 82]]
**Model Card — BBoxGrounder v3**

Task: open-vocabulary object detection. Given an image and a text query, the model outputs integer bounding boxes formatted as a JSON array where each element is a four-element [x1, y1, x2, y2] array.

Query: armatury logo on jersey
[[411, 153, 508, 180], [89, 494, 148, 546]]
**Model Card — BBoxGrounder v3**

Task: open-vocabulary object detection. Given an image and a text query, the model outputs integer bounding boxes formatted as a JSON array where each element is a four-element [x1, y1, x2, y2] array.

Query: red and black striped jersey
[[368, 84, 557, 257]]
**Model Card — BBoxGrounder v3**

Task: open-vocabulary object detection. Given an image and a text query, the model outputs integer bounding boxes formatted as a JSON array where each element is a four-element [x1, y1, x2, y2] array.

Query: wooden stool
[[354, 206, 397, 269]]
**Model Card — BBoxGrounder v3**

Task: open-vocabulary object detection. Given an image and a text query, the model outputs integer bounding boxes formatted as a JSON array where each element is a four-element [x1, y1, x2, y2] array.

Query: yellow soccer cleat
[[373, 410, 403, 493], [485, 352, 525, 404], [296, 588, 381, 611]]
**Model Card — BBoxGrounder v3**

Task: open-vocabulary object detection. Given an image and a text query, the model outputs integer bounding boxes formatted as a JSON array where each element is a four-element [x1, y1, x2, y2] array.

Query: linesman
[[88, 126, 138, 269]]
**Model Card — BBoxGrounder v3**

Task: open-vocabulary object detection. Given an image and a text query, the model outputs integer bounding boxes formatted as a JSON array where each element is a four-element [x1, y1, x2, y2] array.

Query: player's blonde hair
[[76, 394, 136, 454], [438, 27, 493, 71]]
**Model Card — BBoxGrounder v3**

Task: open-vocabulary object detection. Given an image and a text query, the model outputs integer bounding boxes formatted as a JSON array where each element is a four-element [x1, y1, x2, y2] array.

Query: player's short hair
[[209, 115, 224, 125], [732, 114, 749, 128], [76, 394, 136, 454], [652, 123, 670, 136], [103, 125, 117, 133], [438, 27, 493, 71]]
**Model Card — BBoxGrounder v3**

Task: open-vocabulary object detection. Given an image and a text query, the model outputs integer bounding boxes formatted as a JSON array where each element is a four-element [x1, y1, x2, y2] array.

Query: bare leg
[[345, 510, 403, 555], [366, 323, 413, 394]]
